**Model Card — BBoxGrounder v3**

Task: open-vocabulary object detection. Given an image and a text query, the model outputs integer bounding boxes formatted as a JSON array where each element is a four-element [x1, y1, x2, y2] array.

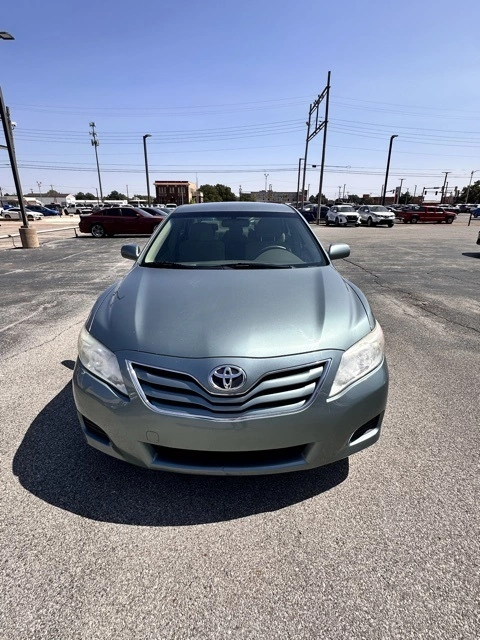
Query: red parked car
[[79, 207, 162, 237], [396, 206, 456, 224]]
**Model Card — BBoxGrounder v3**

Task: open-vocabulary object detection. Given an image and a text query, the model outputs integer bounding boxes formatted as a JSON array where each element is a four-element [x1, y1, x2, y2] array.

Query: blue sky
[[1, 0, 480, 200]]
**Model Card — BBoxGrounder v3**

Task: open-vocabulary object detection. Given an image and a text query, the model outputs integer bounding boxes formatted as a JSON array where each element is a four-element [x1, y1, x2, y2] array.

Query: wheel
[[325, 218, 330, 226], [366, 217, 374, 227], [402, 218, 408, 224], [27, 215, 34, 221], [387, 222, 394, 228], [4, 214, 11, 219], [410, 217, 418, 224], [91, 224, 106, 238], [446, 217, 454, 224], [335, 217, 340, 227]]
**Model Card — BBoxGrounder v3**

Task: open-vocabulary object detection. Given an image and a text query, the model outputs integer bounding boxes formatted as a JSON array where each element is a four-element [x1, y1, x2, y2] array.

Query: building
[[248, 189, 307, 204], [154, 181, 198, 206]]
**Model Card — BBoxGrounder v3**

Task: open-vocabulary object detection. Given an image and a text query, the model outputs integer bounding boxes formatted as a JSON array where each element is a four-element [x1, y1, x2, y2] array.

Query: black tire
[[325, 218, 330, 226], [387, 222, 394, 228], [4, 214, 11, 219], [402, 218, 408, 224], [91, 224, 106, 238], [446, 216, 454, 224], [366, 217, 375, 227], [335, 217, 340, 227], [410, 217, 418, 224]]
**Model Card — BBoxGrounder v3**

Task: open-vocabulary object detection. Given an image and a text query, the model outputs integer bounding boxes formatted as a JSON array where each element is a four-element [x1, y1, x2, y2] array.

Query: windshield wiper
[[145, 261, 197, 269], [218, 262, 294, 269]]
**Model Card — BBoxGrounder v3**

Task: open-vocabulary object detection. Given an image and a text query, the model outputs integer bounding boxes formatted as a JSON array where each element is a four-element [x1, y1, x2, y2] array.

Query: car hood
[[89, 265, 373, 358]]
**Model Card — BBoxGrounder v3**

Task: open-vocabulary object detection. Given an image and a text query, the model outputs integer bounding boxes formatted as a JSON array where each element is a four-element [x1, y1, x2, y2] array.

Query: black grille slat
[[130, 361, 327, 418]]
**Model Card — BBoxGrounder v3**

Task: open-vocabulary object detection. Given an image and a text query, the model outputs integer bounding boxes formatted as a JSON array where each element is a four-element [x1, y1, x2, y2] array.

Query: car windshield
[[337, 206, 356, 212], [142, 211, 327, 268], [370, 206, 389, 212]]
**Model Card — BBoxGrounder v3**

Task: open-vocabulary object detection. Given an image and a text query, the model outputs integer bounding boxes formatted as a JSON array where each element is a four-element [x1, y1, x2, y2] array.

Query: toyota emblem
[[209, 365, 246, 392]]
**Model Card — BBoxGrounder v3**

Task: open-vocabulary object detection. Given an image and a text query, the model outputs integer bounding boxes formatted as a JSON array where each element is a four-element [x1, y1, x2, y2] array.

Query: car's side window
[[121, 208, 137, 217]]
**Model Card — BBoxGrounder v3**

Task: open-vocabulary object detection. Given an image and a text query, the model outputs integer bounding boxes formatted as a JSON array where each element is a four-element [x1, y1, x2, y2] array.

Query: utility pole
[[300, 106, 312, 209], [413, 185, 417, 201], [381, 134, 398, 205], [342, 184, 346, 200], [295, 157, 302, 207], [36, 181, 42, 199], [465, 170, 478, 204], [126, 185, 129, 199], [316, 70, 331, 225], [397, 178, 404, 204], [441, 171, 450, 204], [89, 122, 103, 202], [143, 134, 152, 206], [264, 173, 269, 201], [338, 186, 342, 200]]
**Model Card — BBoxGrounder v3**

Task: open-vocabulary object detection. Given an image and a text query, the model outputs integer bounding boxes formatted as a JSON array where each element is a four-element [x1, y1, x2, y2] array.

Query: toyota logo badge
[[209, 365, 246, 392]]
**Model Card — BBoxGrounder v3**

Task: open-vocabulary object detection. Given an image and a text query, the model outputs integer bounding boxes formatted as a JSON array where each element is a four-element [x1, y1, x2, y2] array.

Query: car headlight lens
[[77, 326, 127, 395], [329, 323, 385, 397]]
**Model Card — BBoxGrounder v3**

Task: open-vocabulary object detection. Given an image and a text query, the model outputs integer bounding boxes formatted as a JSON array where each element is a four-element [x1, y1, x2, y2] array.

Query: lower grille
[[82, 416, 110, 443], [151, 444, 308, 469], [349, 416, 380, 443], [129, 360, 328, 419]]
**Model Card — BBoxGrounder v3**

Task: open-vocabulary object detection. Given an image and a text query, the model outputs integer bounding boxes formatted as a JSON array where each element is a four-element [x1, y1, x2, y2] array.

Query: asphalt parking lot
[[1, 218, 479, 639]]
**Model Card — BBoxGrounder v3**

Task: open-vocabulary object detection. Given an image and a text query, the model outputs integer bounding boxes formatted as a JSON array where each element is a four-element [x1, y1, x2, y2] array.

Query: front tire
[[387, 222, 394, 228], [91, 224, 106, 238], [366, 217, 375, 227], [4, 214, 11, 219], [446, 217, 454, 224], [325, 218, 330, 226], [410, 217, 418, 224]]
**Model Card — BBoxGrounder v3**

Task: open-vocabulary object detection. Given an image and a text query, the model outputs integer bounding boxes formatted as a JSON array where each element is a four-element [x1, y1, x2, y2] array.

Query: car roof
[[173, 202, 296, 214]]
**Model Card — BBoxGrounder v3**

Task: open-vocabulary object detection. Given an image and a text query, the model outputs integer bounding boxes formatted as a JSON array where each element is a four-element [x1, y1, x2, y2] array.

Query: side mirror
[[328, 243, 350, 260], [121, 244, 141, 261]]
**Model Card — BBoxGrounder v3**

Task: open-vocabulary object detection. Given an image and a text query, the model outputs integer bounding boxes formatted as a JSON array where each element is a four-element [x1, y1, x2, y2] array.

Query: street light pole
[[465, 170, 478, 205], [397, 178, 404, 204], [381, 135, 398, 206], [143, 134, 152, 206], [264, 173, 269, 202]]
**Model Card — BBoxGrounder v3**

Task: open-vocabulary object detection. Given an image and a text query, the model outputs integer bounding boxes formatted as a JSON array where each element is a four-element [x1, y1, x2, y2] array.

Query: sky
[[1, 0, 480, 201]]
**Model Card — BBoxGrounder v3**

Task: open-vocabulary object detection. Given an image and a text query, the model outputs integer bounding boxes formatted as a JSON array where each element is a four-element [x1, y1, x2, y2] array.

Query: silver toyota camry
[[73, 202, 388, 475]]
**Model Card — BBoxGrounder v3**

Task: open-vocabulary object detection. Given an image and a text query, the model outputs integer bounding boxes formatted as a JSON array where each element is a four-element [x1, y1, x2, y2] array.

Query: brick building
[[154, 181, 198, 206]]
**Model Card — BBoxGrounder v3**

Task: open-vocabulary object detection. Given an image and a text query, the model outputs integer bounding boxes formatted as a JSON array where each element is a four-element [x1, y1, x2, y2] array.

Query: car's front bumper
[[72, 350, 389, 475]]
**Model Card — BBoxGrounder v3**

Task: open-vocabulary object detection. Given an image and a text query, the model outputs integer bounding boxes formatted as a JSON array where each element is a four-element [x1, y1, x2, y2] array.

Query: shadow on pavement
[[462, 252, 480, 259], [12, 383, 349, 527]]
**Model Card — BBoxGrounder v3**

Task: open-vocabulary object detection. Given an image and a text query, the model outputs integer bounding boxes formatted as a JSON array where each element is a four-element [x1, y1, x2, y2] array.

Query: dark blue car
[[27, 205, 61, 216]]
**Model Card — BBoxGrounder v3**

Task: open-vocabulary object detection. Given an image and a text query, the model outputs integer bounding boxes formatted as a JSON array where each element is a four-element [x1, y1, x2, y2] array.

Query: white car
[[2, 208, 44, 221], [358, 205, 396, 227], [325, 205, 360, 227]]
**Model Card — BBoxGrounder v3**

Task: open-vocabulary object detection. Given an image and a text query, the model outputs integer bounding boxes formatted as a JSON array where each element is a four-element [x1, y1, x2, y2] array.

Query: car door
[[120, 207, 141, 234]]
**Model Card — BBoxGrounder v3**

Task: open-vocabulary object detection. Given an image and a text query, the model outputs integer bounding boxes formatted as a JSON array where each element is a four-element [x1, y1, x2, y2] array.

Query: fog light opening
[[349, 416, 380, 444]]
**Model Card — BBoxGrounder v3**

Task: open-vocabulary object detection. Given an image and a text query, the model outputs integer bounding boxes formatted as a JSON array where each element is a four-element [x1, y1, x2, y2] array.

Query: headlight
[[329, 322, 385, 397], [77, 326, 127, 395]]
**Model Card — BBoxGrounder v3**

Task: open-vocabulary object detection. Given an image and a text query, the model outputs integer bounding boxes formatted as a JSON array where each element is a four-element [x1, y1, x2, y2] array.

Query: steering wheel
[[256, 245, 289, 256]]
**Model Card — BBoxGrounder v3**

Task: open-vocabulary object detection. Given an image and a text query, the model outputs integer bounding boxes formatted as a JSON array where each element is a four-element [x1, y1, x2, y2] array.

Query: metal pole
[[342, 184, 346, 200], [264, 173, 269, 202], [397, 178, 404, 204], [143, 134, 152, 206], [381, 134, 398, 206], [301, 105, 312, 209], [316, 70, 331, 225], [0, 86, 29, 228]]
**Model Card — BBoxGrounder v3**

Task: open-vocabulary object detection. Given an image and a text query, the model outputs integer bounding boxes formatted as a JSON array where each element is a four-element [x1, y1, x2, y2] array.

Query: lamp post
[[143, 134, 152, 206], [381, 135, 398, 205], [264, 173, 269, 202], [465, 170, 478, 205]]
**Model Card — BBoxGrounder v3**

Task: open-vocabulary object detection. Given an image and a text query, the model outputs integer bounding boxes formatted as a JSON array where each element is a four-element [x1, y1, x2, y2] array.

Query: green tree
[[215, 184, 237, 201], [239, 192, 255, 202], [457, 180, 480, 205], [399, 191, 411, 204], [84, 192, 95, 200], [46, 189, 61, 197], [75, 192, 86, 200], [106, 190, 127, 200], [199, 184, 222, 202]]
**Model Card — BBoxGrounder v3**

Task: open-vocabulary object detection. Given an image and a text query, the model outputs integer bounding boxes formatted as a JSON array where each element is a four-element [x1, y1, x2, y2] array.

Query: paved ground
[[1, 218, 479, 639]]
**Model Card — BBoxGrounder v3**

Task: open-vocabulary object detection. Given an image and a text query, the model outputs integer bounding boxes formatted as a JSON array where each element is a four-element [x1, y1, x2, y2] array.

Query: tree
[[106, 190, 127, 200], [75, 192, 86, 200], [399, 191, 411, 204], [84, 192, 95, 200], [239, 192, 255, 202], [199, 184, 222, 202], [215, 184, 237, 202], [46, 189, 61, 197], [457, 180, 480, 205]]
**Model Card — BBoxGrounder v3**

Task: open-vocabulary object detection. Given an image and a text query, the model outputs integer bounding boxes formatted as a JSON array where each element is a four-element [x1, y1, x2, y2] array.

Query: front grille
[[151, 443, 308, 469], [129, 360, 327, 419]]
